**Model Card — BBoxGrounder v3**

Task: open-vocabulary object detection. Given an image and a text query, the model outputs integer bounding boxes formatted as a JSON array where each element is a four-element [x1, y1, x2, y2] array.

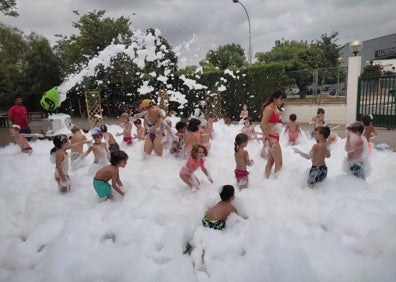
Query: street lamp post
[[232, 0, 252, 64]]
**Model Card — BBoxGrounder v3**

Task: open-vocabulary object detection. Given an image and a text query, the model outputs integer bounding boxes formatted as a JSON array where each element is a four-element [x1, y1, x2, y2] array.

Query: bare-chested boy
[[294, 126, 331, 188], [9, 124, 44, 155], [93, 150, 128, 199], [70, 125, 88, 163], [202, 185, 239, 230], [284, 113, 300, 145], [133, 118, 146, 140], [116, 113, 133, 146], [82, 128, 110, 175]]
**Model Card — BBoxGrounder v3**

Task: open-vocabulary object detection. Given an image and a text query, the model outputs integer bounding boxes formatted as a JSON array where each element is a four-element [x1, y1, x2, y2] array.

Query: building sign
[[375, 46, 396, 58]]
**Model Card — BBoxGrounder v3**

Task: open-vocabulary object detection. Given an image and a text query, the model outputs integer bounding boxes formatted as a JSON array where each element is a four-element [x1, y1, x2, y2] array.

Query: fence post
[[346, 56, 362, 124]]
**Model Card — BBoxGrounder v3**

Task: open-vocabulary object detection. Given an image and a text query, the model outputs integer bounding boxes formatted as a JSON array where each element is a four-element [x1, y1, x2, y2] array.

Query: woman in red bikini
[[260, 90, 287, 178]]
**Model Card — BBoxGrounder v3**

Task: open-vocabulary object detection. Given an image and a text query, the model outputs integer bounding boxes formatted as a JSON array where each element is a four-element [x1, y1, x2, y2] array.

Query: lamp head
[[348, 40, 363, 56]]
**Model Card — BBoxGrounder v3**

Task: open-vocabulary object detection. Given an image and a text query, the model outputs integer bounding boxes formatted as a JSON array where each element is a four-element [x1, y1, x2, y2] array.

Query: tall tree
[[203, 43, 246, 70], [0, 0, 18, 16], [54, 10, 133, 76]]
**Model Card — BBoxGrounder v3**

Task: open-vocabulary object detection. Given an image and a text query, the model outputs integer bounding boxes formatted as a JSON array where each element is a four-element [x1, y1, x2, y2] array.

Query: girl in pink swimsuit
[[179, 144, 213, 189], [260, 90, 287, 178]]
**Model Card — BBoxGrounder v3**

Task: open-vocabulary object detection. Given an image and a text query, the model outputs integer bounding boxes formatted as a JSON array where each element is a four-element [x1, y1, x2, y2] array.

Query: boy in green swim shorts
[[202, 185, 239, 230], [93, 150, 128, 199]]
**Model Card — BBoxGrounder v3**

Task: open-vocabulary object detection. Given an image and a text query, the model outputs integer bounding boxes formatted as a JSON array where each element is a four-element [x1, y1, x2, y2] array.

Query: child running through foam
[[293, 126, 331, 188], [234, 133, 254, 189], [202, 185, 239, 230], [93, 150, 128, 199], [179, 144, 213, 190]]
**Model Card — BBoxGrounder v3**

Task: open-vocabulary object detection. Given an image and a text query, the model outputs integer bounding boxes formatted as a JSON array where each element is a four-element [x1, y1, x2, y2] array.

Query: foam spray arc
[[41, 28, 207, 112]]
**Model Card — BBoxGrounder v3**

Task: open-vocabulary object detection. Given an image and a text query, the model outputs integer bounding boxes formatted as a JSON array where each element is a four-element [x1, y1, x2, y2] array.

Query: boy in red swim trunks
[[284, 113, 300, 145]]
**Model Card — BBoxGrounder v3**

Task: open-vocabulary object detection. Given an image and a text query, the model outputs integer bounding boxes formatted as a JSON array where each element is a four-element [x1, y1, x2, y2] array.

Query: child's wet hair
[[176, 121, 187, 131], [133, 119, 142, 125], [361, 114, 372, 126], [315, 125, 330, 139], [289, 114, 297, 121], [220, 185, 235, 201], [190, 144, 208, 158], [243, 117, 252, 124], [99, 124, 108, 133], [110, 150, 129, 165], [234, 133, 248, 152], [187, 118, 201, 132], [317, 108, 325, 114], [71, 125, 81, 133], [347, 121, 364, 134]]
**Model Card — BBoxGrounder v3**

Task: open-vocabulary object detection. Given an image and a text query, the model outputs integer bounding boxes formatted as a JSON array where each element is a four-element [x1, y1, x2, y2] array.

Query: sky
[[1, 118, 396, 281], [1, 0, 396, 67]]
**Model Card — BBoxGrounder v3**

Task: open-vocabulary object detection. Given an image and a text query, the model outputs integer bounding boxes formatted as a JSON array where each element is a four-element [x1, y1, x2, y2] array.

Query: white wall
[[283, 104, 347, 125]]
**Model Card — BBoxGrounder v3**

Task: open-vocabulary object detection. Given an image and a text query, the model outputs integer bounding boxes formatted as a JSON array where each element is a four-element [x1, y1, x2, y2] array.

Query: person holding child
[[294, 126, 331, 188]]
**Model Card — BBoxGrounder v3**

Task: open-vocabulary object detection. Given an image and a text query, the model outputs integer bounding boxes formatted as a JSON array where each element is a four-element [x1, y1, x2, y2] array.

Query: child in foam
[[9, 124, 44, 155], [50, 134, 71, 192], [179, 144, 213, 190], [284, 113, 300, 145], [202, 185, 239, 230], [361, 114, 378, 156], [100, 124, 120, 153], [116, 113, 133, 146], [234, 133, 254, 189], [81, 128, 110, 176], [294, 126, 331, 188], [344, 121, 370, 179], [93, 150, 128, 199]]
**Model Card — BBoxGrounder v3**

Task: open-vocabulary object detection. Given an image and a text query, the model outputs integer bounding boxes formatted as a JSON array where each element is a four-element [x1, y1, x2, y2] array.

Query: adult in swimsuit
[[260, 89, 287, 178]]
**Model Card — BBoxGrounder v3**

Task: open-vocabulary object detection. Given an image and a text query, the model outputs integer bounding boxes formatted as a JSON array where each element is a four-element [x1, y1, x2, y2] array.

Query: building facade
[[339, 33, 396, 72]]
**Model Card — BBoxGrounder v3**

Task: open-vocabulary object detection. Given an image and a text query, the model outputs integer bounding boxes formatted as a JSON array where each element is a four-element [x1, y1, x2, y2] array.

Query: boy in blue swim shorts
[[202, 185, 239, 230], [93, 150, 128, 199]]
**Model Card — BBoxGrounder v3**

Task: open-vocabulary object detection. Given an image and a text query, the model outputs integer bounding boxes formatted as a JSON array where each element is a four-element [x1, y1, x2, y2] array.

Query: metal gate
[[357, 75, 396, 128]]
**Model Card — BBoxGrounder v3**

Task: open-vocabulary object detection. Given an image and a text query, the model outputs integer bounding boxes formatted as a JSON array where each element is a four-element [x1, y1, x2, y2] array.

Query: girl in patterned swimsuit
[[260, 90, 287, 178], [179, 144, 213, 189], [50, 134, 71, 193]]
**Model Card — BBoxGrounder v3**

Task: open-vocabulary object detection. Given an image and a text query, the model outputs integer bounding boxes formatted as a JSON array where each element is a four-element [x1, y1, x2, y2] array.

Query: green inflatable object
[[40, 87, 61, 112]]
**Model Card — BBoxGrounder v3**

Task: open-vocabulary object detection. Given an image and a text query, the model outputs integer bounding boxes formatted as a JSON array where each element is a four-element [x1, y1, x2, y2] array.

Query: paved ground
[[1, 116, 395, 151]]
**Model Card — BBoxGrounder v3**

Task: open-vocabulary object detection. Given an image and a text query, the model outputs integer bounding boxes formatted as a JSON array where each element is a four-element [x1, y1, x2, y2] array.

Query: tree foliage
[[0, 0, 18, 17], [0, 24, 60, 110], [255, 32, 341, 96], [54, 10, 133, 76], [203, 43, 246, 70]]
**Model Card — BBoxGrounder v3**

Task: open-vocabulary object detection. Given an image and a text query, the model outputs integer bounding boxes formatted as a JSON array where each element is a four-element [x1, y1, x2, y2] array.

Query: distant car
[[329, 87, 336, 96], [287, 88, 300, 95]]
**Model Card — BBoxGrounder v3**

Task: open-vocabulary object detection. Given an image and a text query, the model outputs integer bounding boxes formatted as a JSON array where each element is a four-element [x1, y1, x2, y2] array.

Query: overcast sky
[[1, 0, 395, 67]]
